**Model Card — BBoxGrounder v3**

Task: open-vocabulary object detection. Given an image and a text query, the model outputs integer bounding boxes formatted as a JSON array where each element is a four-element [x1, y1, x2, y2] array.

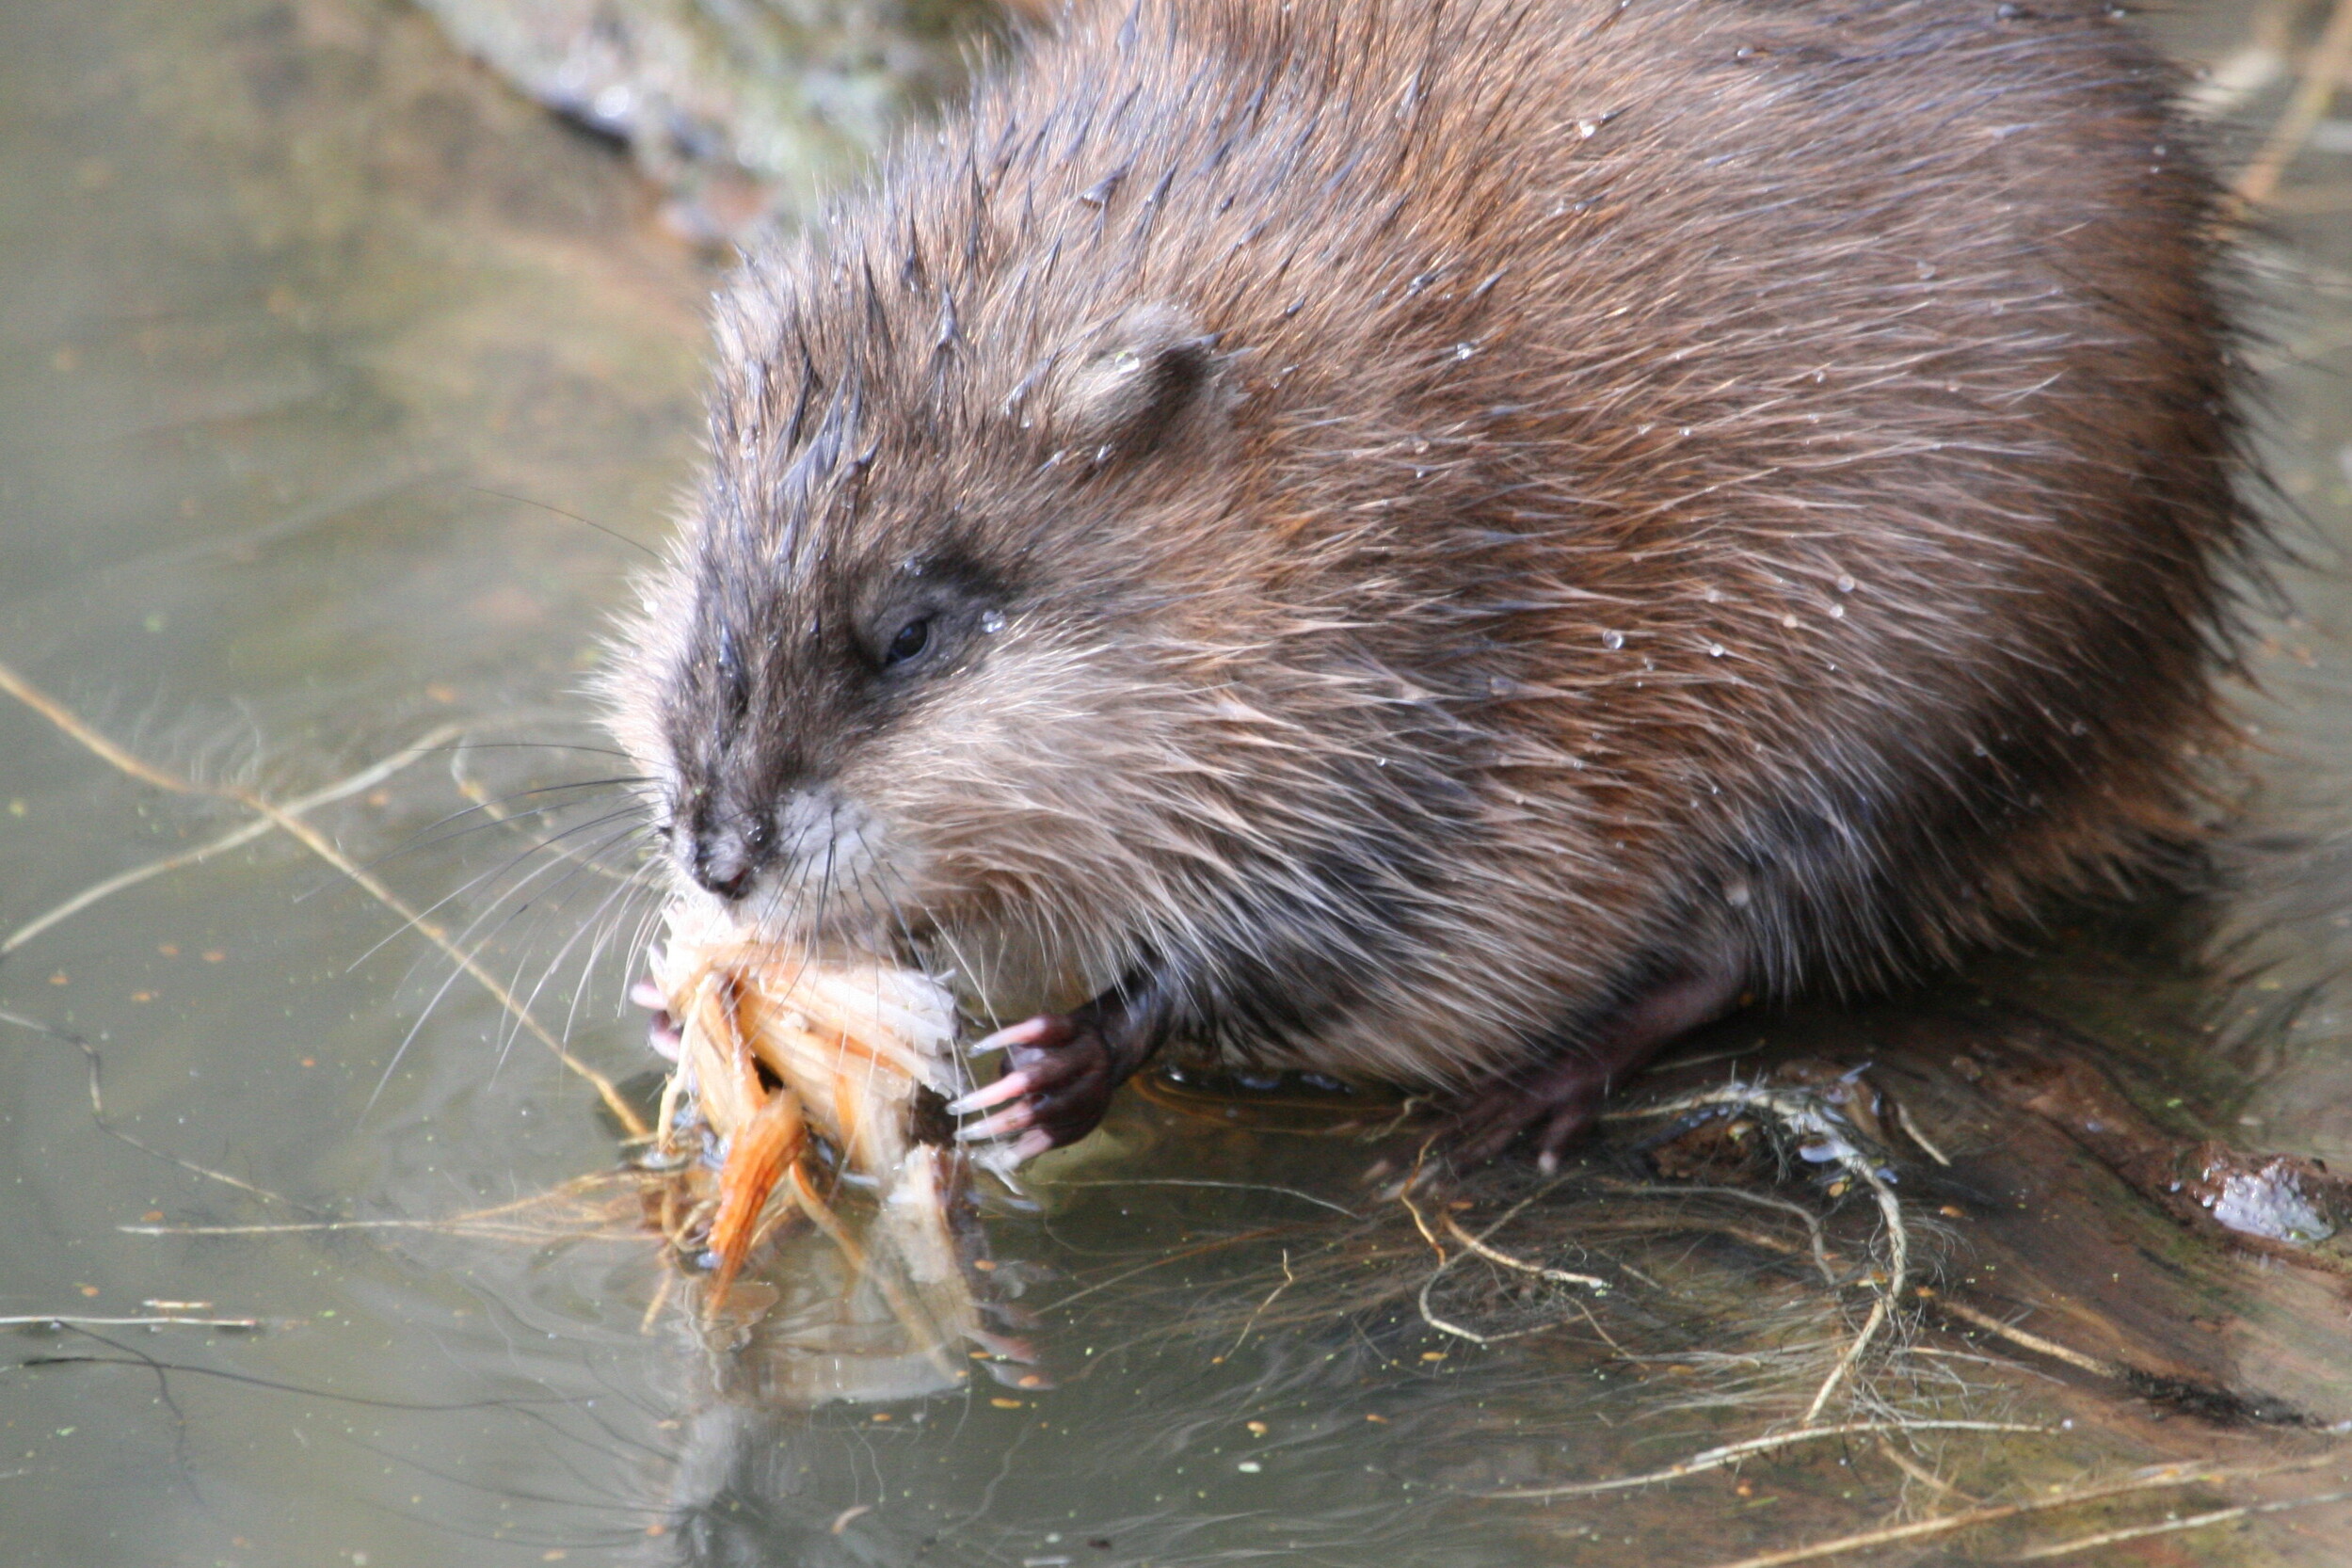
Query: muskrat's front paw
[[948, 1014, 1117, 1163]]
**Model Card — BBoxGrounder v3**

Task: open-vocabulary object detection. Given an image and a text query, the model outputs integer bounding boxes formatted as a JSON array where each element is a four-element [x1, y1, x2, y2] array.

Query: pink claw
[[946, 1071, 1032, 1117], [628, 978, 664, 1011], [968, 1016, 1059, 1057], [955, 1099, 1038, 1144]]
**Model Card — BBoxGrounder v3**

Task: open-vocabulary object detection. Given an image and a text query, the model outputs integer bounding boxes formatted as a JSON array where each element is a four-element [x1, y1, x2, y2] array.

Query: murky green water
[[4, 3, 2351, 1564]]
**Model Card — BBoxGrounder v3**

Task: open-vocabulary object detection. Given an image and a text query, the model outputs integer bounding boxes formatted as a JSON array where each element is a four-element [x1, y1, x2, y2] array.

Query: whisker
[[462, 484, 664, 561], [362, 820, 649, 1115], [484, 826, 661, 1078], [342, 809, 651, 976], [534, 849, 678, 1051], [343, 778, 652, 878]]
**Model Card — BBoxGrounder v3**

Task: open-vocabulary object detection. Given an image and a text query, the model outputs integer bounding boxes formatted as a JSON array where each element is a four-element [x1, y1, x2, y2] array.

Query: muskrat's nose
[[688, 821, 760, 903]]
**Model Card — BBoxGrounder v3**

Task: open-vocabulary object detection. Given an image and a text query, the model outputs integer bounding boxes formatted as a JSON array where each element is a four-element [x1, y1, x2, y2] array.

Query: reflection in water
[[3, 0, 2352, 1564]]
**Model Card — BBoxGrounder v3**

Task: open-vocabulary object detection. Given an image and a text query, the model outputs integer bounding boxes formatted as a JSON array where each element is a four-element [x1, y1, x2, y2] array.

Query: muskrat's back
[[614, 0, 2245, 1163]]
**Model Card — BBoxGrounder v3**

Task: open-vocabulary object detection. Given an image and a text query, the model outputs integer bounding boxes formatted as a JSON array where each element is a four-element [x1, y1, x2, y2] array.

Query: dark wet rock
[[2187, 1144, 2341, 1245], [1935, 1009, 2352, 1268]]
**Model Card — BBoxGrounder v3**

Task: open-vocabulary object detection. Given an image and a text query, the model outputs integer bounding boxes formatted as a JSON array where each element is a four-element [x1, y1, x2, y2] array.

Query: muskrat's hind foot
[[951, 1009, 1141, 1163], [1453, 959, 1745, 1172]]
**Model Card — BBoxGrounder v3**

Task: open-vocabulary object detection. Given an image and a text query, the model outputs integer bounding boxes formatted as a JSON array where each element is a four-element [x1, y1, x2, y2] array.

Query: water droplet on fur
[[1602, 630, 1624, 649], [1707, 643, 1727, 657], [1828, 603, 1846, 619], [1452, 342, 1478, 360], [1835, 573, 1856, 592], [980, 610, 1007, 634]]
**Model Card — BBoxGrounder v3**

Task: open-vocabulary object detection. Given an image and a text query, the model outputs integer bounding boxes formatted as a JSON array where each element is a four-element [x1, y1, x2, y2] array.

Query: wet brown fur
[[606, 0, 2248, 1096]]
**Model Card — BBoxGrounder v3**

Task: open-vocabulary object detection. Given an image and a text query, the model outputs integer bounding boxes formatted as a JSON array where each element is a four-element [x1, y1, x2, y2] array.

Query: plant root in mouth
[[641, 901, 1004, 1382]]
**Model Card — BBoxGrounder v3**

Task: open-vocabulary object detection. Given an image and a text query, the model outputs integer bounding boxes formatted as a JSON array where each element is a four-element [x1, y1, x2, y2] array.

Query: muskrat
[[605, 0, 2248, 1169]]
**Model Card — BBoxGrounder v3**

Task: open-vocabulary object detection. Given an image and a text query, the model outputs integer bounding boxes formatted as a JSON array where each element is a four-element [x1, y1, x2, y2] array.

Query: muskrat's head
[[605, 221, 1361, 1019]]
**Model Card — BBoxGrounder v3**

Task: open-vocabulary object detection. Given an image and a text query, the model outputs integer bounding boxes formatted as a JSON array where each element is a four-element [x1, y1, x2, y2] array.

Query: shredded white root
[[1480, 1418, 2049, 1499], [652, 899, 964, 1162], [649, 899, 983, 1356]]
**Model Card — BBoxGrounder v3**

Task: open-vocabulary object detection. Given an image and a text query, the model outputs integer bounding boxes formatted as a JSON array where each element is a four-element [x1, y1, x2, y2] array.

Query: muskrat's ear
[[1050, 304, 1220, 457]]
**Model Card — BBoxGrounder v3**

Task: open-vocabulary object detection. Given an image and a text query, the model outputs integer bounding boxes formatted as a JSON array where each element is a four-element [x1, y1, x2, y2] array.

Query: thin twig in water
[[1397, 1186, 1448, 1265], [0, 659, 647, 1137], [1441, 1211, 1609, 1291], [119, 1172, 650, 1242], [1893, 1100, 1952, 1167], [2009, 1489, 2352, 1560], [1873, 1435, 1970, 1502], [1689, 1461, 2281, 1568], [1563, 1297, 1630, 1358], [1416, 1264, 1514, 1345], [1480, 1418, 2048, 1499], [1928, 1295, 2119, 1380], [638, 1264, 675, 1336], [1398, 1187, 1526, 1343], [2, 1005, 297, 1208], [1593, 1177, 1840, 1286], [1044, 1177, 1360, 1217], [1224, 1247, 1295, 1359], [1, 722, 467, 956], [0, 1315, 265, 1331], [1406, 1178, 1607, 1345], [1042, 1227, 1294, 1312]]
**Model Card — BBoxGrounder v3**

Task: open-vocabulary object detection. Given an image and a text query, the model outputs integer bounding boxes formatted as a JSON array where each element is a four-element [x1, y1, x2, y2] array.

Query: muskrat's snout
[[679, 788, 779, 904], [683, 813, 759, 903], [678, 779, 888, 930]]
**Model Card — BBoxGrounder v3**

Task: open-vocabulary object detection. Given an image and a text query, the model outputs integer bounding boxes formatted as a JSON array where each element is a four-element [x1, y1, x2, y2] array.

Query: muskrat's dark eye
[[884, 616, 932, 666]]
